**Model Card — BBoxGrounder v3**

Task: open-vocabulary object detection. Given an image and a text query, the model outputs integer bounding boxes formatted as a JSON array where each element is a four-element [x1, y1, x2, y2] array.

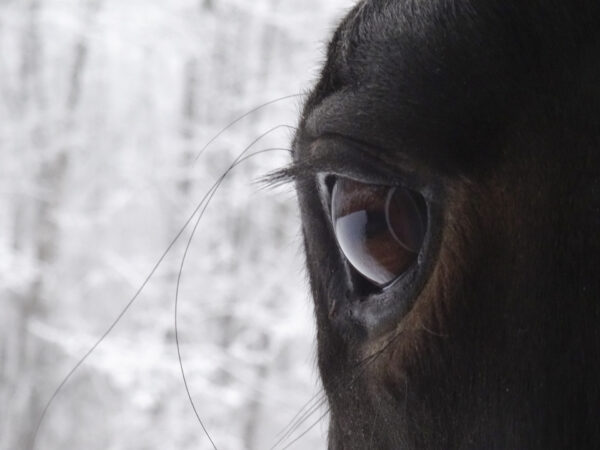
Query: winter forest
[[0, 1, 355, 449]]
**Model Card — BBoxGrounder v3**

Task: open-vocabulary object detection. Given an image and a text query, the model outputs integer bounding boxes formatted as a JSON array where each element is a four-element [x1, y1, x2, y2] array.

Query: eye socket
[[330, 177, 427, 287]]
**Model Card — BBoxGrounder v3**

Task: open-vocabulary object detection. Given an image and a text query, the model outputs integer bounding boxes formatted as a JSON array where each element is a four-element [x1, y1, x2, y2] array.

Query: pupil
[[331, 177, 426, 287]]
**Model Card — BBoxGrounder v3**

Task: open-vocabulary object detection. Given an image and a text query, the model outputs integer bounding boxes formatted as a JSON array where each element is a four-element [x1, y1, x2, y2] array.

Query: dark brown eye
[[331, 177, 427, 287]]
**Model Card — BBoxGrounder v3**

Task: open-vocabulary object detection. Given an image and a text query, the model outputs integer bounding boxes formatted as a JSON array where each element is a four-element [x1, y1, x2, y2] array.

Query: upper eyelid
[[294, 135, 426, 189]]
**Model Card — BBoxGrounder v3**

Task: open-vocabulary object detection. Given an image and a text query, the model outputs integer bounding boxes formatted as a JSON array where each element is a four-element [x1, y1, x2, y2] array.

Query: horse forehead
[[306, 0, 599, 170], [304, 2, 520, 165], [332, 0, 599, 102], [334, 0, 517, 84]]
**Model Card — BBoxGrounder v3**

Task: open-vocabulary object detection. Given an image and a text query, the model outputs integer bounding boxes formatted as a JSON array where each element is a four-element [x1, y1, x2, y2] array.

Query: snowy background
[[0, 1, 355, 449]]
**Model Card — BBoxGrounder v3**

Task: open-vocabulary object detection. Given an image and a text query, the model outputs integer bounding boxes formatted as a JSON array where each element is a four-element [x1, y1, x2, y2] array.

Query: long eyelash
[[261, 139, 422, 192], [260, 156, 330, 189]]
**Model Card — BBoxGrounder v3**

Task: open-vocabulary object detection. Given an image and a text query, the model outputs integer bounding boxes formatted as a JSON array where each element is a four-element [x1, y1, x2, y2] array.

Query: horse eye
[[330, 177, 427, 287]]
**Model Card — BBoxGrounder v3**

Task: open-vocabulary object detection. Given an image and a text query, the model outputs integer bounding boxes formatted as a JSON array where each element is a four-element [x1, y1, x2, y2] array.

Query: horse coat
[[292, 1, 600, 448]]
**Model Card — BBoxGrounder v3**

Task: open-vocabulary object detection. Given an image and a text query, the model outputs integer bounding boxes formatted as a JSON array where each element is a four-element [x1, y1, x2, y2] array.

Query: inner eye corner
[[322, 173, 336, 195]]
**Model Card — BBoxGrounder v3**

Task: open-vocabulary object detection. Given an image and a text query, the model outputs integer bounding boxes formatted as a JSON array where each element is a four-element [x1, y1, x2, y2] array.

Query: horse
[[290, 1, 600, 448]]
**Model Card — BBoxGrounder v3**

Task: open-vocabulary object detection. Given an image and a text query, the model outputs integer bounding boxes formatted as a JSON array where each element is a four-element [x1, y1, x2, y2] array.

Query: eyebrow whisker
[[31, 140, 292, 448], [193, 94, 303, 163], [174, 146, 291, 449]]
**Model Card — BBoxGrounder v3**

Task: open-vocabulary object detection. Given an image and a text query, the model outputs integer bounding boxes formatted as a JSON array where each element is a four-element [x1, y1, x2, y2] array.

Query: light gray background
[[0, 1, 355, 449]]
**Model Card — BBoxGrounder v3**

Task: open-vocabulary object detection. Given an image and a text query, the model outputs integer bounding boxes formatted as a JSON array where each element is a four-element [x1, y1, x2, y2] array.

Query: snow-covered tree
[[0, 1, 355, 449]]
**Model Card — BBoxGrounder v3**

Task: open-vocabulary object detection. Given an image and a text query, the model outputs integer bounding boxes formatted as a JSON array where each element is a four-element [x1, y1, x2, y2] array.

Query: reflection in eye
[[331, 177, 427, 287]]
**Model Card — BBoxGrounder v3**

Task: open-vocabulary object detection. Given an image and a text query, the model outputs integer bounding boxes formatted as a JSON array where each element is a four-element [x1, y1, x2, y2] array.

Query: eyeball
[[330, 177, 427, 287]]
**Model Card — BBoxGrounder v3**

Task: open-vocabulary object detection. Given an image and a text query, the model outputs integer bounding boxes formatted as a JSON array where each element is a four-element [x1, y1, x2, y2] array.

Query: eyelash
[[266, 132, 422, 188], [266, 157, 414, 191]]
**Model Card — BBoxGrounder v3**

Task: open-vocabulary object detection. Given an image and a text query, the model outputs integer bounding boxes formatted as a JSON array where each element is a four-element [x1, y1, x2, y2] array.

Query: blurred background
[[0, 0, 355, 449]]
